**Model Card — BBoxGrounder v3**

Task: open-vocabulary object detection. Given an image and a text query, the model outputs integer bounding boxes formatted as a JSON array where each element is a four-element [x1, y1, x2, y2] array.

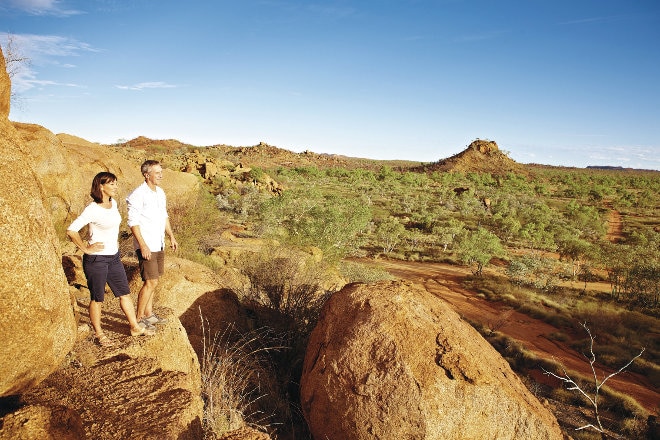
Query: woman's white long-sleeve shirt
[[66, 199, 121, 255]]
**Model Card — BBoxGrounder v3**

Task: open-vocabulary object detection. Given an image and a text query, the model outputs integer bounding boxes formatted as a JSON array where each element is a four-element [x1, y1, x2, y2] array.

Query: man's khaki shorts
[[136, 249, 165, 281]]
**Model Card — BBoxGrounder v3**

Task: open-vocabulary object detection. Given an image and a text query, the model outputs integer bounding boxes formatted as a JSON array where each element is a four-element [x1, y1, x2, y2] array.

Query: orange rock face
[[301, 280, 564, 440]]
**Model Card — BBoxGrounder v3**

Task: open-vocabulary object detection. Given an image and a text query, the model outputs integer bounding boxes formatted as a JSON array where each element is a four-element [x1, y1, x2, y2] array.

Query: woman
[[67, 172, 155, 347]]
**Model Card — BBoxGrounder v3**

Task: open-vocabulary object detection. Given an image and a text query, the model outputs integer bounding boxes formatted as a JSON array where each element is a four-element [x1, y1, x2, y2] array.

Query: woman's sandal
[[94, 334, 114, 347], [130, 326, 156, 337]]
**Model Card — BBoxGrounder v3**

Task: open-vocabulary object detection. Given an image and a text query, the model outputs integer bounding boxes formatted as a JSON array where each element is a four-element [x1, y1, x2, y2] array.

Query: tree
[[598, 240, 660, 306], [0, 33, 31, 105], [455, 227, 505, 276], [506, 253, 562, 292], [259, 188, 371, 262], [375, 216, 406, 254], [432, 218, 465, 252], [543, 323, 645, 436], [556, 235, 592, 279]]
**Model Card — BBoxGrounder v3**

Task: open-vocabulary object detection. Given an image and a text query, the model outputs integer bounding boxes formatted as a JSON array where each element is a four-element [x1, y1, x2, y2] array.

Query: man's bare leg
[[136, 278, 159, 321]]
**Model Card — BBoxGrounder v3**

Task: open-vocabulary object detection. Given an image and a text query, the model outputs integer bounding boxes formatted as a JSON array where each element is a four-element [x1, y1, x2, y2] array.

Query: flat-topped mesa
[[468, 139, 499, 154]]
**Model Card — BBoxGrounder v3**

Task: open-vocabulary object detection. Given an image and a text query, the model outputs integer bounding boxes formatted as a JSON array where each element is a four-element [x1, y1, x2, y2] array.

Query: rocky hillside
[[100, 137, 528, 178]]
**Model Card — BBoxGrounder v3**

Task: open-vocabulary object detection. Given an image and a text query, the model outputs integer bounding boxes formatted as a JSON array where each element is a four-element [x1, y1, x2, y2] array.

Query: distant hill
[[104, 136, 530, 176], [72, 134, 658, 175], [586, 165, 659, 172], [412, 139, 527, 176], [106, 137, 422, 171]]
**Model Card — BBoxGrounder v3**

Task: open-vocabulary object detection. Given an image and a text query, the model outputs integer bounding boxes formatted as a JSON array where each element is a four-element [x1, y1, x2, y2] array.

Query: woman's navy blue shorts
[[82, 252, 130, 302]]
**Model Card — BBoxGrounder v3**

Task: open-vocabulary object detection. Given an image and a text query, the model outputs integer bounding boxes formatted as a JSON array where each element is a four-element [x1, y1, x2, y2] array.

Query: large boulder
[[21, 341, 204, 440], [0, 50, 77, 397], [300, 281, 564, 440], [0, 404, 85, 440]]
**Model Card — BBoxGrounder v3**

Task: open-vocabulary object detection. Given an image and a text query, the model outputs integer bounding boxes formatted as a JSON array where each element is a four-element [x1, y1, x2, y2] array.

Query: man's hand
[[140, 245, 152, 260]]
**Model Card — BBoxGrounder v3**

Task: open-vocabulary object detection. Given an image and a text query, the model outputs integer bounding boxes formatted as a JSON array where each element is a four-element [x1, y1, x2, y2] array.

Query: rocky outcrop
[[469, 138, 499, 153], [414, 139, 527, 175], [0, 48, 77, 398], [21, 333, 204, 440], [300, 280, 564, 440], [0, 404, 85, 440], [11, 125, 200, 230], [14, 257, 228, 439]]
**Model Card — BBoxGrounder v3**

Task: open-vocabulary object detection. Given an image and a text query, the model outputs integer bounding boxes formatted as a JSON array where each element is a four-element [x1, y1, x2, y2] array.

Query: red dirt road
[[364, 258, 659, 415]]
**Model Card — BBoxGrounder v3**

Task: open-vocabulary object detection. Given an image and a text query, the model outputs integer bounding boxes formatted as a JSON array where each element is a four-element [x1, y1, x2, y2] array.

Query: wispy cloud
[[558, 15, 627, 26], [1, 33, 98, 60], [115, 82, 179, 91], [587, 145, 659, 168], [1, 33, 97, 92], [11, 68, 85, 93], [2, 0, 82, 16]]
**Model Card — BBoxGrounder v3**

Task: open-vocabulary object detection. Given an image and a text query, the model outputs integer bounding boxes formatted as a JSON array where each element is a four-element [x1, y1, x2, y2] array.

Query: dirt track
[[363, 258, 658, 415]]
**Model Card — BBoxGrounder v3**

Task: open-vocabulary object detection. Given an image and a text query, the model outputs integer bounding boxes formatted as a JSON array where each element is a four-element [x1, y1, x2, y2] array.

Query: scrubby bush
[[199, 318, 280, 439], [338, 260, 393, 284], [234, 245, 339, 439], [168, 187, 226, 259], [259, 188, 371, 262]]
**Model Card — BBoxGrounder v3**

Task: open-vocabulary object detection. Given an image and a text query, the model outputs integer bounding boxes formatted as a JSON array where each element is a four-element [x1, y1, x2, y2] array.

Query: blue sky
[[1, 0, 659, 170]]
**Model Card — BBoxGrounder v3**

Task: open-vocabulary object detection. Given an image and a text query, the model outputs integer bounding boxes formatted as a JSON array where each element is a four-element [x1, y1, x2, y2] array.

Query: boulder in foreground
[[300, 280, 564, 440]]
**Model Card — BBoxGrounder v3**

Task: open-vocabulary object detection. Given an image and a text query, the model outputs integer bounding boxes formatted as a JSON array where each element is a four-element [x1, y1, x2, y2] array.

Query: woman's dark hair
[[90, 172, 117, 203]]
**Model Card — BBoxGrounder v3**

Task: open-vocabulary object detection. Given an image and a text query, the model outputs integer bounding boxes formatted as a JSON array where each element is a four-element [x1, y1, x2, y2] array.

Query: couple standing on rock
[[66, 160, 178, 347]]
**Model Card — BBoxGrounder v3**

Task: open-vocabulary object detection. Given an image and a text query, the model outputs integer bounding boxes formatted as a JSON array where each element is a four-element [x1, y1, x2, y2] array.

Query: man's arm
[[130, 225, 152, 260], [165, 218, 178, 251], [127, 186, 152, 259]]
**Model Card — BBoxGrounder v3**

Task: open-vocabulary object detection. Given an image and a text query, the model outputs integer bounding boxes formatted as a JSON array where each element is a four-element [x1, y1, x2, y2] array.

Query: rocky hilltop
[[414, 138, 527, 175], [0, 48, 564, 440]]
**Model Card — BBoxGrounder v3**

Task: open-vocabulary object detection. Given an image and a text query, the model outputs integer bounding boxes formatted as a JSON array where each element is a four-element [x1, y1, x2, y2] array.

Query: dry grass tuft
[[199, 312, 280, 439]]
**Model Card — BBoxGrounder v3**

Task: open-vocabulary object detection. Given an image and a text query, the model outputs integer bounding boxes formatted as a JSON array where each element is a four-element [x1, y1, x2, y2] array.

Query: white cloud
[[1, 33, 97, 92], [10, 68, 84, 93], [115, 82, 179, 91], [4, 0, 82, 16], [3, 33, 98, 59], [11, 34, 99, 60]]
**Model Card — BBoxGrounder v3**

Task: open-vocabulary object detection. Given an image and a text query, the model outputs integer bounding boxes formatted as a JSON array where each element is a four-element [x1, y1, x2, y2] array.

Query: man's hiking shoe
[[145, 313, 167, 325], [138, 318, 156, 330]]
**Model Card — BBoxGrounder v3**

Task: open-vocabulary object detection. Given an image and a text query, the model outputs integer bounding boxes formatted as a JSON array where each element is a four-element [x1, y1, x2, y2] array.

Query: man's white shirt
[[126, 181, 168, 251]]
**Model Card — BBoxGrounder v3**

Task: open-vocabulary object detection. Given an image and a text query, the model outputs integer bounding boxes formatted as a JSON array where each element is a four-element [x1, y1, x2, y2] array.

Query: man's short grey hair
[[141, 160, 160, 177]]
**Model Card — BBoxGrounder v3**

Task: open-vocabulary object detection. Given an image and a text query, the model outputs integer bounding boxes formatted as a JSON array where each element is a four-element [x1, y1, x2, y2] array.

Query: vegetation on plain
[[108, 145, 659, 439]]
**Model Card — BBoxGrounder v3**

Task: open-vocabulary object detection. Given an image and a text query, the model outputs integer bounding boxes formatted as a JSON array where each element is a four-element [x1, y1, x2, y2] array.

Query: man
[[126, 160, 178, 329]]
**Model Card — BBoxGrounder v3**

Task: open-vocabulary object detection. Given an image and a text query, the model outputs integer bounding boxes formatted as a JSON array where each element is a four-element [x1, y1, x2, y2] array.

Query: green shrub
[[338, 261, 393, 284], [168, 186, 226, 259], [259, 188, 371, 262]]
